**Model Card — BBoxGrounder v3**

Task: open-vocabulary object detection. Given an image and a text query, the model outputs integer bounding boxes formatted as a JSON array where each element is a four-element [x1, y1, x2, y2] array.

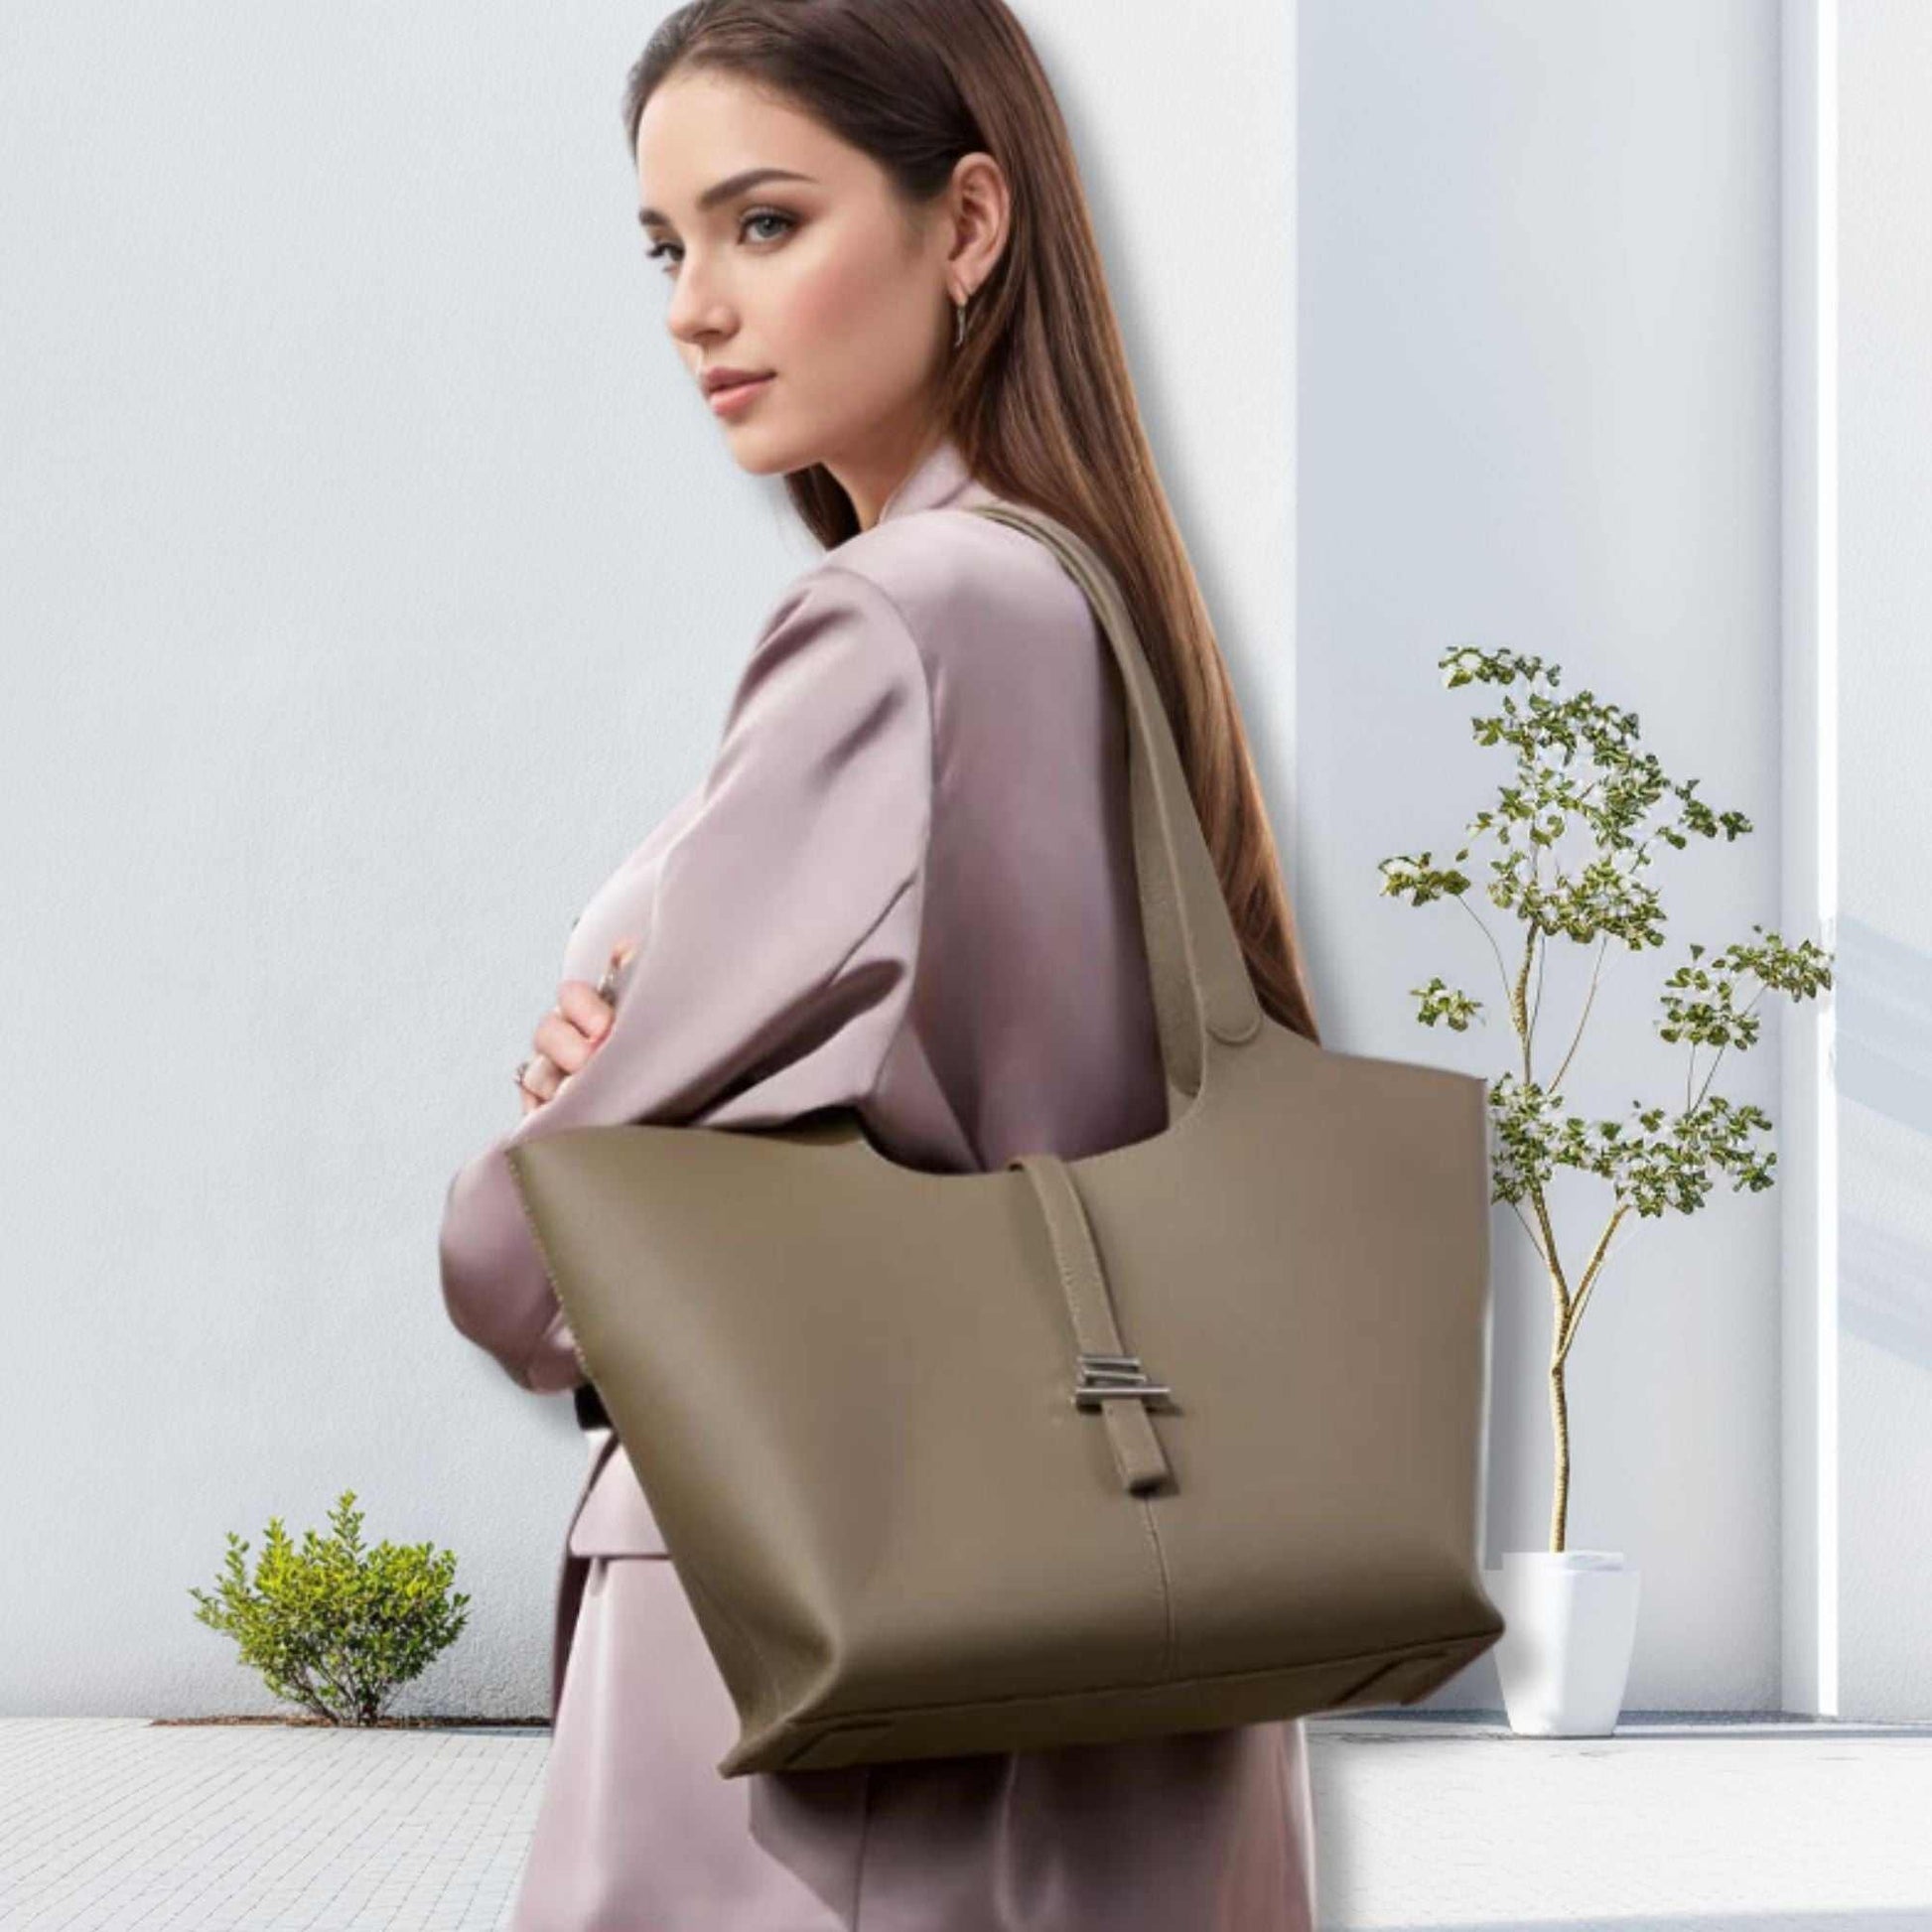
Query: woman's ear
[[945, 150, 1011, 300]]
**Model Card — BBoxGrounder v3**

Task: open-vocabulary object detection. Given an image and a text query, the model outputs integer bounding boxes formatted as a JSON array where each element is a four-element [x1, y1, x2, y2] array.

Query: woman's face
[[634, 69, 1002, 521]]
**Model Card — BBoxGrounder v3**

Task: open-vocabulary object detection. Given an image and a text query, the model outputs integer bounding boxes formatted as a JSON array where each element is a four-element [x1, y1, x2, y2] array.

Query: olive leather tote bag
[[505, 501, 1505, 1777]]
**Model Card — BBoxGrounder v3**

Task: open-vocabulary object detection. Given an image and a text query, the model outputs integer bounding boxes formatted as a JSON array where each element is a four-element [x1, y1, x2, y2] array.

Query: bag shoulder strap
[[965, 501, 1264, 1116]]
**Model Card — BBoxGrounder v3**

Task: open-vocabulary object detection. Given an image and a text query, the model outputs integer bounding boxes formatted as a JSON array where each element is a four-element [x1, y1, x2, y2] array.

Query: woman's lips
[[708, 373, 774, 415]]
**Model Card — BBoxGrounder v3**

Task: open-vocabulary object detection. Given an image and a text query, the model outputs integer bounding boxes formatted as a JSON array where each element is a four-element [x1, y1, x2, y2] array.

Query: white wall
[[1300, 1, 1787, 1711], [0, 2, 1297, 1717], [1837, 0, 1932, 1721]]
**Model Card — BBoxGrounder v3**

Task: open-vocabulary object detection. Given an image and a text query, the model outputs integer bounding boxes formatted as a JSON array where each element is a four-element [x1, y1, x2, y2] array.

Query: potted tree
[[1378, 646, 1833, 1735]]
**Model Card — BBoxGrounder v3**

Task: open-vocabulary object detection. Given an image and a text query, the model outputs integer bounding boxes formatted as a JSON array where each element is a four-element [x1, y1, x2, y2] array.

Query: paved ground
[[2, 1711, 1929, 1928]]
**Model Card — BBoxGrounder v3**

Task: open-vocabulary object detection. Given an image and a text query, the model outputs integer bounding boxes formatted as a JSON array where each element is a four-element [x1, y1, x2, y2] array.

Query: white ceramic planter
[[1484, 1549, 1641, 1736]]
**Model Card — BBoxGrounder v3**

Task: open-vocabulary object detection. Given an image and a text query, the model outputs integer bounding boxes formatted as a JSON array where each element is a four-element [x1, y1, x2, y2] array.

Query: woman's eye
[[644, 207, 795, 277]]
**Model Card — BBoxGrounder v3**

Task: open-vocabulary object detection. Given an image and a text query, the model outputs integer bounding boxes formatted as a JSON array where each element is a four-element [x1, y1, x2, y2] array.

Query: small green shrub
[[189, 1489, 471, 1725]]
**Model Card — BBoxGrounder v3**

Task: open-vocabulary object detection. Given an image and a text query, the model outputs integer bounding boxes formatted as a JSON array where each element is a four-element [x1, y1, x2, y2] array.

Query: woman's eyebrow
[[637, 167, 818, 228]]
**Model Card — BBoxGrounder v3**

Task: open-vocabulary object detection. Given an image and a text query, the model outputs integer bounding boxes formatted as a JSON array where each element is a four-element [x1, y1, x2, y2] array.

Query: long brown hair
[[621, 0, 1321, 1043]]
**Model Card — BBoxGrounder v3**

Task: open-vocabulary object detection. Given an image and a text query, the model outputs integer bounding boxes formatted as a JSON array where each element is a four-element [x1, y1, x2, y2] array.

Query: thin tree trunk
[[1548, 1345, 1570, 1552]]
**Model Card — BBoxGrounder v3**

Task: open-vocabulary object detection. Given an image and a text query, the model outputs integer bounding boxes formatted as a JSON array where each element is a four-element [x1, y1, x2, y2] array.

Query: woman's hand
[[518, 938, 636, 1116]]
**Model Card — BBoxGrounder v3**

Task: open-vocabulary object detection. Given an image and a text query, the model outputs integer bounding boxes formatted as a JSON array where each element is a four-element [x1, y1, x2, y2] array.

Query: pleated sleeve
[[437, 562, 933, 1393]]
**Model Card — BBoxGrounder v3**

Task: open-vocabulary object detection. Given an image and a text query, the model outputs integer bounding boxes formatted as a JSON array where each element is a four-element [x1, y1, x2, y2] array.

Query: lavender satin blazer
[[438, 433, 1168, 1565]]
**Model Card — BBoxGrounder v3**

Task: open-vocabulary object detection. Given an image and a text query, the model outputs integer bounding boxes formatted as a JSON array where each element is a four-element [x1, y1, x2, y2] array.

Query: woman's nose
[[665, 264, 733, 344]]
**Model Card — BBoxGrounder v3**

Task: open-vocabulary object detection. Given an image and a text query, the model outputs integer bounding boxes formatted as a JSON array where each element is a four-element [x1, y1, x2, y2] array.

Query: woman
[[439, 1, 1325, 1925]]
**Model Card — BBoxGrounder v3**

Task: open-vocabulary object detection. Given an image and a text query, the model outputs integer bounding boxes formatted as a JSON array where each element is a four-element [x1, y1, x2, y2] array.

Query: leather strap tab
[[1008, 1154, 1173, 1496]]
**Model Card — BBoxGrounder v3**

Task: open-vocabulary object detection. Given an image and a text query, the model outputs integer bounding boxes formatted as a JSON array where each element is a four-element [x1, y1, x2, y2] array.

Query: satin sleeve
[[438, 562, 933, 1393]]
